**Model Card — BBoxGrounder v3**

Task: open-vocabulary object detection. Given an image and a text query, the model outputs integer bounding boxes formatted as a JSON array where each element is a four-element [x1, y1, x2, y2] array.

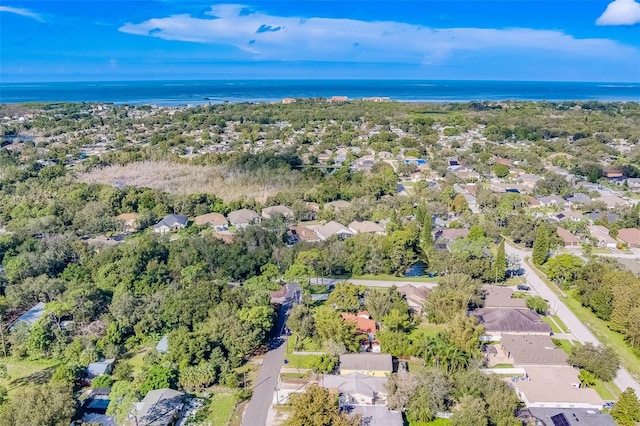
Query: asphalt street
[[242, 284, 299, 426], [505, 242, 640, 395]]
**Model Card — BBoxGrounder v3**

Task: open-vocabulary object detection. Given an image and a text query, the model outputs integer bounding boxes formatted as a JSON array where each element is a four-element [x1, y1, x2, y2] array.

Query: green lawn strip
[[527, 259, 640, 383], [281, 372, 311, 380], [551, 315, 569, 333], [407, 359, 425, 373], [207, 391, 239, 426], [287, 336, 324, 354], [490, 363, 515, 369], [552, 338, 579, 355], [411, 322, 447, 339], [283, 354, 320, 369], [541, 316, 562, 334], [0, 358, 60, 396], [309, 284, 330, 294], [409, 419, 452, 426], [504, 276, 526, 286], [592, 379, 620, 401]]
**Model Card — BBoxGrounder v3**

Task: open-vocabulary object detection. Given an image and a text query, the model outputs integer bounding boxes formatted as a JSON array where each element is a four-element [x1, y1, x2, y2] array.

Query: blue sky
[[1, 1, 639, 82]]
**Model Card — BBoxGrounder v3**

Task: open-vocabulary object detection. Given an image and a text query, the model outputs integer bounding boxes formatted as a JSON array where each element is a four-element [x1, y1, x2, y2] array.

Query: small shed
[[87, 359, 116, 378], [156, 336, 169, 353]]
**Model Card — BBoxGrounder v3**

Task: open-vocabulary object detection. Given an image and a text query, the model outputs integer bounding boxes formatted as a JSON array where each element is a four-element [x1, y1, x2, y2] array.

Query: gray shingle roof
[[475, 308, 551, 334], [501, 334, 567, 366], [340, 354, 393, 373]]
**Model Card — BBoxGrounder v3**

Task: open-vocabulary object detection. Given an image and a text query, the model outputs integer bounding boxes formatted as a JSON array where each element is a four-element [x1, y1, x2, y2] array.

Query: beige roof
[[227, 209, 259, 225], [397, 285, 431, 307], [340, 354, 393, 373], [289, 225, 321, 242], [596, 195, 627, 208], [325, 200, 352, 210], [440, 228, 469, 241], [482, 285, 528, 309], [501, 335, 568, 366], [311, 221, 354, 241], [194, 212, 227, 226], [475, 308, 551, 334], [515, 367, 603, 406], [322, 373, 387, 398], [617, 228, 640, 246], [348, 221, 385, 234], [262, 205, 294, 219], [557, 227, 580, 244]]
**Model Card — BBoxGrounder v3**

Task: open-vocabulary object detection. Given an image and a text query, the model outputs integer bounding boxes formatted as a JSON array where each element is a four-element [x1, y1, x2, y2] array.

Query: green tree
[[285, 385, 361, 426], [532, 226, 549, 266], [493, 163, 510, 178], [611, 387, 640, 426], [286, 304, 315, 348], [139, 365, 178, 396], [0, 382, 76, 426], [451, 395, 488, 426], [494, 239, 507, 283], [578, 369, 596, 388], [526, 296, 549, 314], [326, 282, 362, 312], [568, 343, 619, 381], [544, 254, 584, 287]]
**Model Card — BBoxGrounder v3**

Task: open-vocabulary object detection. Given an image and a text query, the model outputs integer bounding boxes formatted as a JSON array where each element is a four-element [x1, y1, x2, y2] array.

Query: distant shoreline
[[1, 79, 639, 105]]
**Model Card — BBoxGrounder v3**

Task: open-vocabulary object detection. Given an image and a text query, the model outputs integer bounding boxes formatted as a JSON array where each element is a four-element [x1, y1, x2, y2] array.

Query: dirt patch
[[76, 161, 299, 203]]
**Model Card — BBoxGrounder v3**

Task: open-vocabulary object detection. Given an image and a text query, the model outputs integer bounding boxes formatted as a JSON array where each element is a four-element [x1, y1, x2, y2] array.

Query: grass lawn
[[490, 363, 515, 369], [234, 363, 259, 389], [411, 322, 447, 339], [309, 284, 330, 294], [207, 391, 239, 426], [283, 354, 320, 370], [541, 316, 563, 334], [0, 358, 60, 396], [593, 379, 621, 401], [286, 336, 324, 354], [505, 276, 526, 286], [527, 258, 640, 383], [552, 338, 580, 355], [281, 372, 311, 380], [407, 359, 425, 373]]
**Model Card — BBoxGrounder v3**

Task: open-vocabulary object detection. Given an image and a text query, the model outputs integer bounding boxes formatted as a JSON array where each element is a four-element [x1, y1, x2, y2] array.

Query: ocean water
[[1, 80, 639, 105]]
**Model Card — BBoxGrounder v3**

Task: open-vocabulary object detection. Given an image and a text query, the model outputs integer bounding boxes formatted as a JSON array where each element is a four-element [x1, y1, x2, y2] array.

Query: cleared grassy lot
[[0, 358, 59, 396]]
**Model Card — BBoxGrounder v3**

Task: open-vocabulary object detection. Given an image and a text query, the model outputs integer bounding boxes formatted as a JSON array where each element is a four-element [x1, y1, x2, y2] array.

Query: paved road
[[506, 243, 640, 395], [242, 284, 300, 426], [311, 277, 437, 289]]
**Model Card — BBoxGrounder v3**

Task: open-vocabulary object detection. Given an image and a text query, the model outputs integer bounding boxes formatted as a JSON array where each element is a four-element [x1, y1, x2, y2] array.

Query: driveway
[[242, 284, 299, 426], [506, 243, 640, 394]]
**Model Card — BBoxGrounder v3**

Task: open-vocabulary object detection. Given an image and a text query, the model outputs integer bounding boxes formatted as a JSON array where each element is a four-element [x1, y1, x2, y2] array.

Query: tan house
[[588, 225, 617, 249], [339, 353, 392, 377], [324, 200, 352, 211], [397, 285, 431, 313], [194, 212, 228, 231], [348, 221, 386, 235], [500, 335, 568, 367], [227, 209, 260, 229], [617, 228, 640, 248], [557, 227, 580, 247], [481, 285, 527, 309], [262, 205, 294, 221]]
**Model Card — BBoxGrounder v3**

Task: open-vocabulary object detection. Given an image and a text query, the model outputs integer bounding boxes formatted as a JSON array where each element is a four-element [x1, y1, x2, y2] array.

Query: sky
[[1, 1, 639, 82]]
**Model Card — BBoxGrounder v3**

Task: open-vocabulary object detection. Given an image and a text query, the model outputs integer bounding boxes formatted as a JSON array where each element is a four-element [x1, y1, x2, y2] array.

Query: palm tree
[[579, 369, 596, 388]]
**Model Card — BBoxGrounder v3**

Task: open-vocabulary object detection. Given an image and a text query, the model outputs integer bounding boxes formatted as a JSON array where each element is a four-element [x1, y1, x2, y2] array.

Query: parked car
[[517, 285, 530, 291]]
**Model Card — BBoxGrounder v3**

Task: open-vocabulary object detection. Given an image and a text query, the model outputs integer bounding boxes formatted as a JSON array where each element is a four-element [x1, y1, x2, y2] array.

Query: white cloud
[[119, 3, 638, 63], [0, 6, 44, 22], [597, 0, 640, 25]]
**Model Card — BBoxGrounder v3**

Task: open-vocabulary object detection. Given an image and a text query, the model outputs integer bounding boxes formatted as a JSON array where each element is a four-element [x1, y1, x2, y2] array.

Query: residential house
[[475, 308, 552, 338], [341, 312, 378, 352], [349, 406, 404, 426], [12, 302, 46, 329], [626, 178, 640, 191], [597, 194, 628, 208], [396, 285, 431, 313], [339, 353, 393, 377], [80, 388, 115, 426], [132, 388, 185, 426], [565, 193, 591, 205], [227, 209, 260, 228], [536, 195, 567, 208], [557, 227, 580, 247], [194, 212, 228, 231], [117, 213, 141, 233], [262, 205, 294, 221], [87, 359, 116, 378], [520, 408, 616, 426], [513, 366, 604, 410], [288, 225, 321, 243], [518, 174, 543, 190], [550, 210, 584, 223], [153, 214, 188, 235], [481, 285, 527, 309], [587, 211, 619, 225], [324, 200, 352, 211], [322, 373, 388, 407], [500, 335, 568, 367], [435, 228, 469, 249], [311, 221, 355, 241], [348, 221, 386, 235], [617, 228, 640, 248], [588, 226, 617, 249]]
